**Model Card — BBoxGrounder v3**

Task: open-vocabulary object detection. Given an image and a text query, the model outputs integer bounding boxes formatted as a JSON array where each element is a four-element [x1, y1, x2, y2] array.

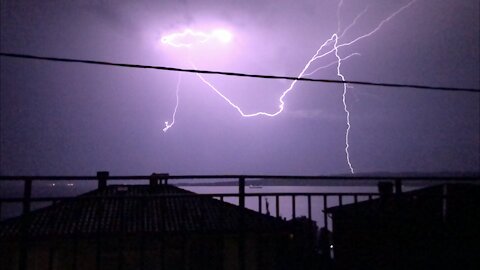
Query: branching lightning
[[161, 0, 416, 174], [303, 53, 361, 77], [194, 34, 337, 118], [339, 6, 370, 40]]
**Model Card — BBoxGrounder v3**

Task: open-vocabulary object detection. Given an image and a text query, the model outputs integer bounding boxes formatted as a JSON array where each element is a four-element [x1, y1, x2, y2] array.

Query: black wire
[[1, 52, 479, 93]]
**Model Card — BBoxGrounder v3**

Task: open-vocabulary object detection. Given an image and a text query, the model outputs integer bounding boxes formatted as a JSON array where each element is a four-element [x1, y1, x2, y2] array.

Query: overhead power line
[[1, 52, 479, 93]]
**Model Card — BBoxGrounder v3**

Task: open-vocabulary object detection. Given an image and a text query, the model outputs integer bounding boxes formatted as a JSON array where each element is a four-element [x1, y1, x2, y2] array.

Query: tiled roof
[[0, 185, 287, 239], [325, 184, 480, 217]]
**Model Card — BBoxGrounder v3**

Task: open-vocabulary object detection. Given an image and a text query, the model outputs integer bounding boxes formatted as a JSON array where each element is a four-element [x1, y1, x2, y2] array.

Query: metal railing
[[0, 173, 478, 270]]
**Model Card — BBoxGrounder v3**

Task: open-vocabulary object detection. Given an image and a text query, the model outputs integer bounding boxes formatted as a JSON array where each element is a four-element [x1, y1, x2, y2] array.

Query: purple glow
[[160, 0, 418, 174], [2, 0, 477, 176], [161, 28, 233, 48]]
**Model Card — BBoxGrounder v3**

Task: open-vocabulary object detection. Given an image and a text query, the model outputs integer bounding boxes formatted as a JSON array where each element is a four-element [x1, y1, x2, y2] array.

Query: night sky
[[0, 0, 478, 176]]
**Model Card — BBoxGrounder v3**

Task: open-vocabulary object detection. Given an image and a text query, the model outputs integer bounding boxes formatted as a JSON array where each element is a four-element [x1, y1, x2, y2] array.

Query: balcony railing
[[0, 173, 478, 270]]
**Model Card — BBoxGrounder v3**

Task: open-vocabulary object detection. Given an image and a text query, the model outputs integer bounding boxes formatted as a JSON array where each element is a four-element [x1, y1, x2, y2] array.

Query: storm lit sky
[[0, 0, 479, 176]]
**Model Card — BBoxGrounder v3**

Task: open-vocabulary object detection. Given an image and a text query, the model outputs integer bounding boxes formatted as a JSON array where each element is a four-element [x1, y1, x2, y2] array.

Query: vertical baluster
[[275, 195, 280, 218], [238, 177, 246, 270], [258, 195, 262, 213], [19, 179, 32, 270], [323, 195, 328, 230], [291, 196, 296, 219], [307, 195, 312, 220]]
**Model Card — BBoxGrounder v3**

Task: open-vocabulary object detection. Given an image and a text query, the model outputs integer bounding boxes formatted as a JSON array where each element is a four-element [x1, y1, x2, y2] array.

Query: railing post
[[276, 195, 280, 218], [258, 195, 262, 213], [307, 195, 312, 220], [22, 179, 32, 215], [19, 179, 32, 270], [323, 196, 328, 230], [292, 195, 296, 219], [239, 177, 245, 209], [97, 171, 109, 190], [238, 177, 246, 270]]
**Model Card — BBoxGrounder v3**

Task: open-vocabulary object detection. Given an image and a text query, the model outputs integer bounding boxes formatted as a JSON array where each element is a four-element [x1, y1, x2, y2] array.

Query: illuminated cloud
[[161, 28, 232, 48]]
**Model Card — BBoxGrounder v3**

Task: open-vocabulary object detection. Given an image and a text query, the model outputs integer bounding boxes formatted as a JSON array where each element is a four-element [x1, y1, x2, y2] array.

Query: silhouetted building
[[326, 183, 480, 270], [285, 216, 320, 269], [0, 183, 308, 270]]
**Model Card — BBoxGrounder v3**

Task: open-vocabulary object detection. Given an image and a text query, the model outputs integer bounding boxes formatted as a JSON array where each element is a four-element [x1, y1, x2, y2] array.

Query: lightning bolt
[[163, 73, 182, 132], [337, 0, 344, 33], [161, 28, 232, 48], [194, 34, 337, 118], [162, 0, 417, 174], [339, 6, 369, 40], [333, 35, 354, 174], [303, 53, 361, 77], [340, 1, 416, 49], [161, 29, 210, 48], [311, 0, 416, 62]]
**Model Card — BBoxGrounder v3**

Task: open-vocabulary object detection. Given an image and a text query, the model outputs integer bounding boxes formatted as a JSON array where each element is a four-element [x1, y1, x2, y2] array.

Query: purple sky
[[0, 0, 479, 176]]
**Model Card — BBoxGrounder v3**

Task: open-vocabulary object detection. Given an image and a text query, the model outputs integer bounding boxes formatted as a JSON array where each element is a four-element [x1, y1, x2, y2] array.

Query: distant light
[[330, 245, 334, 249], [67, 183, 74, 187], [117, 186, 129, 192]]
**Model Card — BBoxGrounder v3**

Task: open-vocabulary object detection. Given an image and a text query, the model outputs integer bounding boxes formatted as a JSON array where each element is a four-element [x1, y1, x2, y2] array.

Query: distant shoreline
[[176, 178, 479, 187]]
